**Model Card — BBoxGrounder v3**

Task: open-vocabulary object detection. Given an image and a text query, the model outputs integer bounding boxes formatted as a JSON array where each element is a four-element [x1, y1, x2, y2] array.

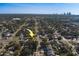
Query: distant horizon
[[0, 3, 79, 15], [0, 12, 79, 15]]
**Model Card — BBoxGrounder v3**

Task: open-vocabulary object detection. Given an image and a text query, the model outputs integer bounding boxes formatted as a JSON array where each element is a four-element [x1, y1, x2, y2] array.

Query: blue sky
[[0, 3, 79, 14]]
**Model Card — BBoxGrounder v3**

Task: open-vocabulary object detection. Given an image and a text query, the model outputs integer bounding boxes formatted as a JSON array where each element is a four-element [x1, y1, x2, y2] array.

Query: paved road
[[34, 18, 42, 52], [39, 21, 55, 56], [0, 23, 26, 55], [52, 29, 78, 55]]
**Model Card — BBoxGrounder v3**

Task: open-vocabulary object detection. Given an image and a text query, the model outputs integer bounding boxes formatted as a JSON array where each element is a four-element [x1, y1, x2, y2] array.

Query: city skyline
[[0, 3, 79, 15]]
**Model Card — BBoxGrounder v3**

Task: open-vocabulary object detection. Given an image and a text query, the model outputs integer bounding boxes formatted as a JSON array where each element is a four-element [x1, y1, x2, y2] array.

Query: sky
[[0, 3, 79, 14]]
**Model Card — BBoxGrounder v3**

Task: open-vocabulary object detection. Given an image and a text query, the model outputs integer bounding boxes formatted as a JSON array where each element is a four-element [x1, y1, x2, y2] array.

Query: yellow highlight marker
[[27, 29, 35, 39]]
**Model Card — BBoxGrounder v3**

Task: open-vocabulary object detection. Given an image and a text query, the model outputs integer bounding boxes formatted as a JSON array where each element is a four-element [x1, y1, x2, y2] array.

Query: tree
[[58, 37, 62, 40], [20, 47, 32, 56]]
